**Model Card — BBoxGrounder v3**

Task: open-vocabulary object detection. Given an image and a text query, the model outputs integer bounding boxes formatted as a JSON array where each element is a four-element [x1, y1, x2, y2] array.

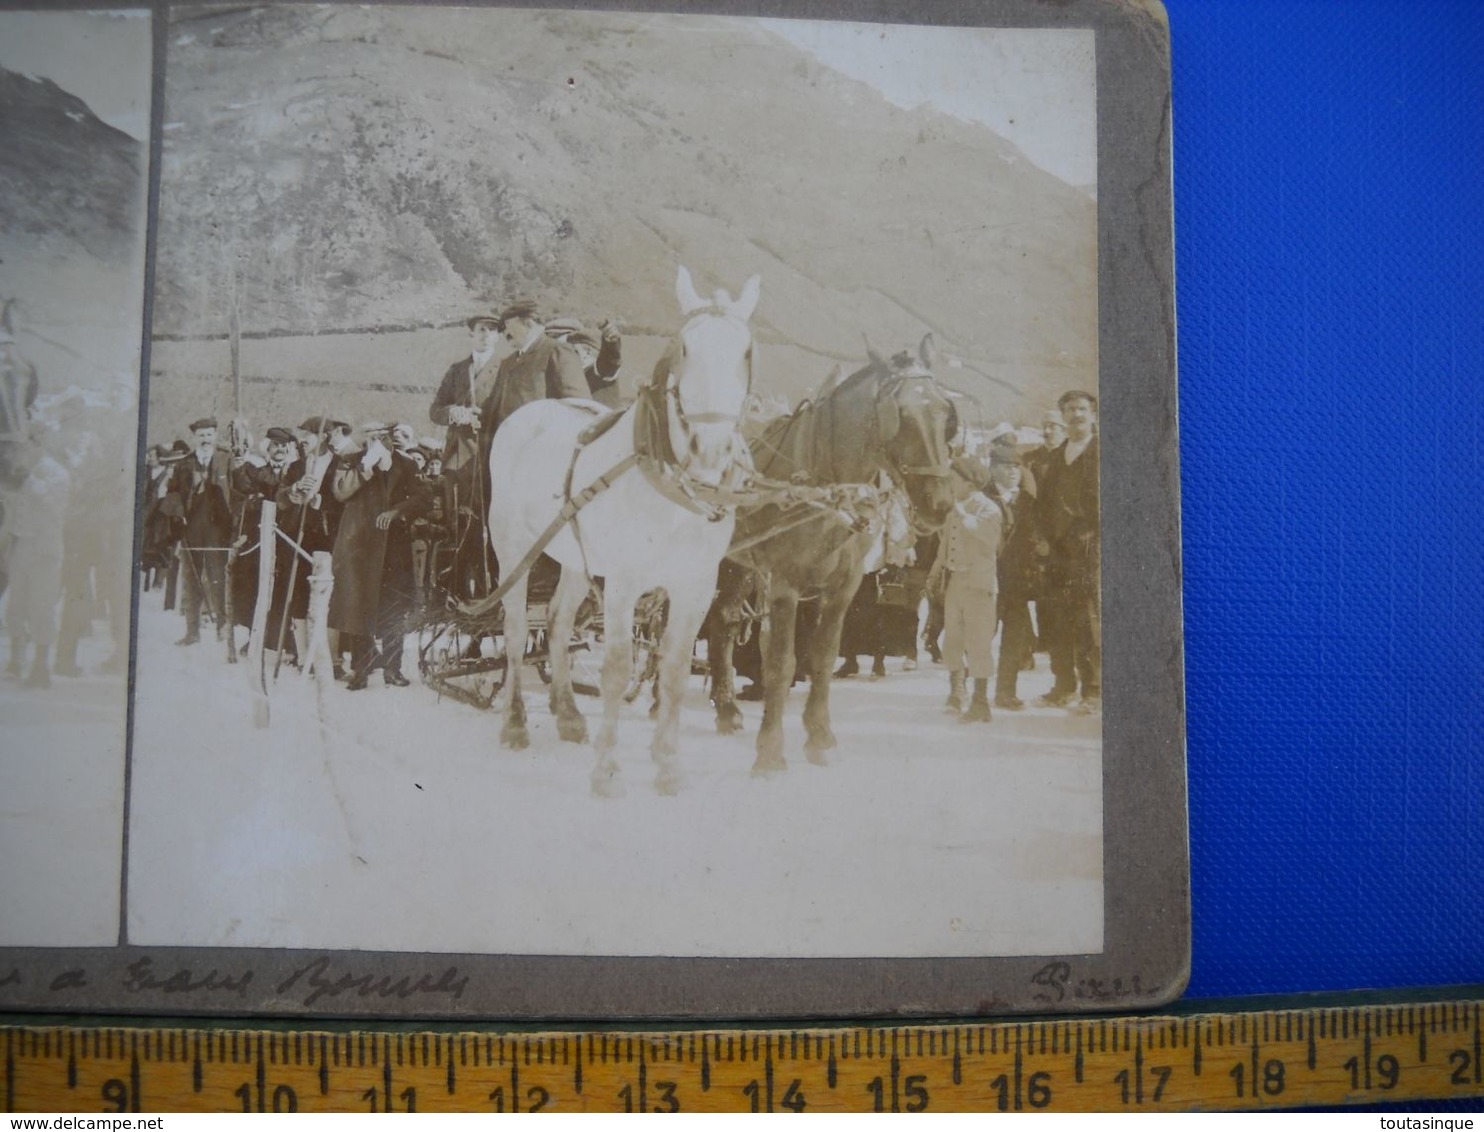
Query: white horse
[[486, 266, 760, 796]]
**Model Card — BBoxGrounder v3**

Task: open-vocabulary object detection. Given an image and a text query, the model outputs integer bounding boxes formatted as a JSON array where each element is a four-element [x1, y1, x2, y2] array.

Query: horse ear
[[731, 275, 762, 323], [676, 266, 705, 315], [863, 335, 886, 369], [919, 332, 937, 371]]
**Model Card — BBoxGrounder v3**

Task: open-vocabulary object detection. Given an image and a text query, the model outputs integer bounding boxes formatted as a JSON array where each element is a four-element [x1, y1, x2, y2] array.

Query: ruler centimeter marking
[[4, 999, 1484, 1113]]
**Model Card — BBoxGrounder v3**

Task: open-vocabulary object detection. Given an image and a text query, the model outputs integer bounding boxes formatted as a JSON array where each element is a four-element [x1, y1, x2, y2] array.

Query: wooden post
[[302, 550, 335, 682], [248, 500, 276, 727]]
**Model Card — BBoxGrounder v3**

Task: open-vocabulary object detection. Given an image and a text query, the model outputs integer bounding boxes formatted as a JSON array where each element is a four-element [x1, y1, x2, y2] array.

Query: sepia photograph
[[123, 3, 1107, 971], [0, 7, 151, 948]]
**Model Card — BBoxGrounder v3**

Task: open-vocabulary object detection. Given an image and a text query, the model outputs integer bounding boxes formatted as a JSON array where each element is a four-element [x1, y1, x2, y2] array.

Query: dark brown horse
[[709, 334, 960, 774]]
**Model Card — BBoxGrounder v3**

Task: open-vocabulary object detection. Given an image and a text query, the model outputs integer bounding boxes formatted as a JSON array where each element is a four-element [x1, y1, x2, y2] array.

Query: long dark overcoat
[[327, 452, 390, 637]]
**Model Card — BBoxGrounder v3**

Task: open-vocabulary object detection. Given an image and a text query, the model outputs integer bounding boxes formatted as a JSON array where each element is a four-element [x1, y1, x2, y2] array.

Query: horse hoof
[[557, 715, 588, 744], [591, 769, 626, 799], [716, 706, 744, 734], [750, 757, 787, 778], [654, 767, 683, 796], [806, 748, 831, 767], [501, 725, 530, 750]]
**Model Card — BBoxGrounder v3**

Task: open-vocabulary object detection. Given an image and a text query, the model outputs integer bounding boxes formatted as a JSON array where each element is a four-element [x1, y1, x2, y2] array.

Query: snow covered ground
[[126, 597, 1103, 960], [0, 628, 127, 947]]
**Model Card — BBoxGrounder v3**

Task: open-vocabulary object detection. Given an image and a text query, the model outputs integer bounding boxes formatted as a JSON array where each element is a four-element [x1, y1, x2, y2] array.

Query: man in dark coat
[[328, 422, 395, 689], [547, 317, 624, 409], [485, 299, 588, 437], [140, 441, 187, 592], [229, 426, 300, 646], [373, 422, 435, 686], [988, 446, 1038, 710], [1035, 391, 1101, 712], [274, 417, 349, 667], [1023, 409, 1066, 492], [161, 418, 236, 646], [429, 313, 502, 598]]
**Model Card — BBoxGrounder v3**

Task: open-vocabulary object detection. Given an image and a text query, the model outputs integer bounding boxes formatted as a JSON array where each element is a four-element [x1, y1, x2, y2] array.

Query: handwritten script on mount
[[274, 957, 470, 1008], [1030, 962, 1160, 1006], [4, 955, 469, 1010]]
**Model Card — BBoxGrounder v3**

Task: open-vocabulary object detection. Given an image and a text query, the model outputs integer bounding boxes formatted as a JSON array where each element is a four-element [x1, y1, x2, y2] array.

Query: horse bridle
[[662, 307, 756, 456], [875, 372, 957, 481]]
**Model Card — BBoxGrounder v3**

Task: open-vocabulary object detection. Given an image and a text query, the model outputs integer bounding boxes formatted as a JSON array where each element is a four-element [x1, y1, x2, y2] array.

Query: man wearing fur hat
[[928, 455, 1004, 723], [161, 417, 237, 646], [430, 314, 502, 596]]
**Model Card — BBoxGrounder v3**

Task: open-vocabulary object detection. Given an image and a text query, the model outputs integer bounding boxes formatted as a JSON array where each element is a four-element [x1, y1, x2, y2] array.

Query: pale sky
[[759, 19, 1096, 189], [0, 10, 152, 140]]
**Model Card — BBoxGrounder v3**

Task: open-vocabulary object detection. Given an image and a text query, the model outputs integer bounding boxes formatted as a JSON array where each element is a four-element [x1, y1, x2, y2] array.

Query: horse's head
[[659, 265, 760, 487], [870, 333, 958, 531]]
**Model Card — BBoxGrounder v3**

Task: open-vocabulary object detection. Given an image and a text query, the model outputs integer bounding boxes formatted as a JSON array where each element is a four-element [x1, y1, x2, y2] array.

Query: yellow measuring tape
[[6, 996, 1483, 1112]]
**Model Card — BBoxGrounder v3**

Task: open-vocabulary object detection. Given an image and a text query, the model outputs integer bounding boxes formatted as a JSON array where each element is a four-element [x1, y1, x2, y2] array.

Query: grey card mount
[[0, 0, 1185, 1019]]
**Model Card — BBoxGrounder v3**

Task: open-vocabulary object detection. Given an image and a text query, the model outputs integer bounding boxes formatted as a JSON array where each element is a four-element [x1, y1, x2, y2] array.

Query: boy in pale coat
[[928, 455, 1004, 722]]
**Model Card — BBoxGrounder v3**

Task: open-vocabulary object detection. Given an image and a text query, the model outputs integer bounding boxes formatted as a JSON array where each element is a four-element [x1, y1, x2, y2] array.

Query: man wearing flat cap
[[161, 417, 237, 646], [429, 313, 503, 597]]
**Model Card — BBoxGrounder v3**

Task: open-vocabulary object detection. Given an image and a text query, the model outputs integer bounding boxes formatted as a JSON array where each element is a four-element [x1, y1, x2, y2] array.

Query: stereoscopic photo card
[[0, 0, 1185, 1019]]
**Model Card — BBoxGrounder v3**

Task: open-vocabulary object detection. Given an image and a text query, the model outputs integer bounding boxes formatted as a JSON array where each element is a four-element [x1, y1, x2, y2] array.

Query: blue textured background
[[1167, 0, 1484, 997]]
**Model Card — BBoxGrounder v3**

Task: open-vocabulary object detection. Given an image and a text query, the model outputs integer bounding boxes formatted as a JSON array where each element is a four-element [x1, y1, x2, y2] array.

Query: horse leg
[[712, 616, 744, 733], [499, 571, 531, 750], [709, 574, 746, 734], [803, 573, 860, 764], [753, 588, 798, 776], [591, 578, 638, 798], [651, 589, 707, 796], [546, 565, 590, 744]]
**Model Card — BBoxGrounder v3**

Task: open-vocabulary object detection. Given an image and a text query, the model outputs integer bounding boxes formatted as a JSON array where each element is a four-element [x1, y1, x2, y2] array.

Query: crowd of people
[[138, 300, 622, 689], [13, 294, 1100, 723]]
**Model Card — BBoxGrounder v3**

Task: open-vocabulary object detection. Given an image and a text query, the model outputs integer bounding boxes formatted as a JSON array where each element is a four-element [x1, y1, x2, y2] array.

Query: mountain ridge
[[153, 5, 1097, 415], [0, 66, 145, 262]]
